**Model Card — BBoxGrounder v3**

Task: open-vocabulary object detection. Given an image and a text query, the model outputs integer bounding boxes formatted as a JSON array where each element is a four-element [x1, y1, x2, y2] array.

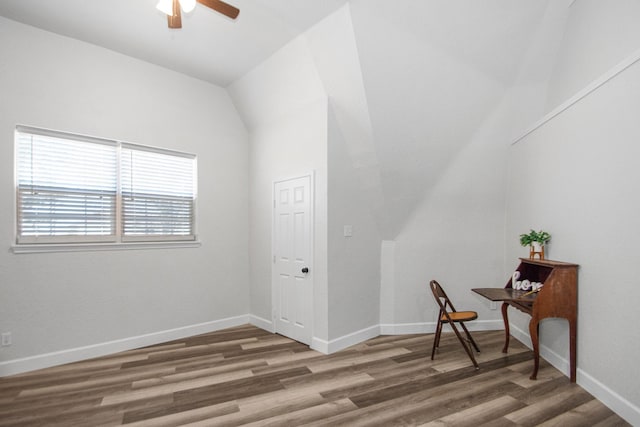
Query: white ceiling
[[1, 0, 569, 238], [0, 0, 349, 87], [347, 0, 557, 237]]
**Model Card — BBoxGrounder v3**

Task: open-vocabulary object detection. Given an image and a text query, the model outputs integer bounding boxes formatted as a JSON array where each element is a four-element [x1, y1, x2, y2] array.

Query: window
[[15, 126, 197, 247], [120, 144, 196, 241]]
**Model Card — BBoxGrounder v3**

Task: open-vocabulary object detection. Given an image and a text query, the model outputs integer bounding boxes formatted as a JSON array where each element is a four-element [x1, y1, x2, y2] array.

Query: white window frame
[[12, 125, 200, 254]]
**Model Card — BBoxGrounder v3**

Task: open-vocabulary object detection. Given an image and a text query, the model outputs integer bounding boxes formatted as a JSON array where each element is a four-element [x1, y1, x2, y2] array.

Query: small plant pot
[[530, 242, 545, 259]]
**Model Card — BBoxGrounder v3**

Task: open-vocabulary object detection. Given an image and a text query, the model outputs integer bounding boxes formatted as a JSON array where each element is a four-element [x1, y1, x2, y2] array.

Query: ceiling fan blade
[[196, 0, 240, 19], [168, 0, 182, 28]]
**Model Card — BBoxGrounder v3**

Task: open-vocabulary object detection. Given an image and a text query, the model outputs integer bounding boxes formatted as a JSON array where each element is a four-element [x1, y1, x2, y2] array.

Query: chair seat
[[441, 311, 478, 322]]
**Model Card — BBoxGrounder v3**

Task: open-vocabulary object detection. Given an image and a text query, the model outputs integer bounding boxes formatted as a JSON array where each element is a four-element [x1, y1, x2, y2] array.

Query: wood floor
[[0, 325, 629, 426]]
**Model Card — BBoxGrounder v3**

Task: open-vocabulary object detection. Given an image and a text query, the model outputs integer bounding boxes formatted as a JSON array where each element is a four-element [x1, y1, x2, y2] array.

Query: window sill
[[11, 240, 201, 254]]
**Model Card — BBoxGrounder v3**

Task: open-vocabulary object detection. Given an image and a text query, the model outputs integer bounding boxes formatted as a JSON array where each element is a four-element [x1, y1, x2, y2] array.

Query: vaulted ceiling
[[0, 0, 349, 86], [347, 0, 560, 237], [0, 0, 569, 238]]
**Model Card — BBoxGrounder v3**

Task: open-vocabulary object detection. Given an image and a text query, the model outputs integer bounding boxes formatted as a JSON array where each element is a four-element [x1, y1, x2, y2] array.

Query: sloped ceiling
[[1, 0, 561, 239], [0, 0, 349, 86], [347, 0, 552, 237]]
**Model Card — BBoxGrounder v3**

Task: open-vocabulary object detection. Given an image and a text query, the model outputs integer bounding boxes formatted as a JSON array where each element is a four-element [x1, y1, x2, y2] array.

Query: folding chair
[[430, 280, 481, 369]]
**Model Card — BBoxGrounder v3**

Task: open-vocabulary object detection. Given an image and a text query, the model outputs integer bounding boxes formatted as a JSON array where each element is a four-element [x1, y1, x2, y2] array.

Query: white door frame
[[271, 172, 314, 344]]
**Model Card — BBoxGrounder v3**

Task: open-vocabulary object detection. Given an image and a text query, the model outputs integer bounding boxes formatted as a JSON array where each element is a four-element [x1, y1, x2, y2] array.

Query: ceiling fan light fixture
[[156, 0, 173, 16], [179, 0, 197, 13], [157, 0, 239, 27]]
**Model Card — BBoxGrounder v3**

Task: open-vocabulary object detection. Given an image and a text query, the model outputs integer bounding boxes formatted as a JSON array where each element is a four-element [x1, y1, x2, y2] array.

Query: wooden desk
[[473, 258, 578, 382]]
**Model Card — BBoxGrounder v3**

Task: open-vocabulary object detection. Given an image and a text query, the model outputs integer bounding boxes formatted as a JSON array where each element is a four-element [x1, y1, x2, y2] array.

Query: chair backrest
[[430, 279, 457, 313]]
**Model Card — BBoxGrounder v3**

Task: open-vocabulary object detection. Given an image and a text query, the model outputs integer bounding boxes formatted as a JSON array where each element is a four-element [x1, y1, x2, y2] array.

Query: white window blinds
[[16, 128, 118, 243], [15, 126, 197, 245], [121, 145, 196, 241]]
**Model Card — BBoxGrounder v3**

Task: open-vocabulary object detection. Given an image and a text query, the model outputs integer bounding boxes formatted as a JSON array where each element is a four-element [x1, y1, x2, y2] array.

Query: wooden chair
[[430, 280, 481, 369]]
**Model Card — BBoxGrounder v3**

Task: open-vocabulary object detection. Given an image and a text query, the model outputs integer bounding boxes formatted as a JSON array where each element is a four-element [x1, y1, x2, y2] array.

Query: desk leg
[[501, 302, 510, 353], [569, 318, 577, 382], [529, 319, 540, 380]]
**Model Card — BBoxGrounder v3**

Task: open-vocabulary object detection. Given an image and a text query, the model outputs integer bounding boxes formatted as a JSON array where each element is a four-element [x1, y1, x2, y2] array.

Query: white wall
[[228, 36, 330, 340], [387, 103, 512, 331], [247, 100, 329, 340], [348, 0, 553, 239], [545, 0, 640, 110], [305, 5, 383, 345], [374, 0, 570, 333], [507, 59, 640, 425], [231, 9, 386, 347], [227, 36, 327, 130], [305, 5, 385, 231], [506, 2, 640, 423], [327, 105, 381, 340], [0, 17, 249, 372]]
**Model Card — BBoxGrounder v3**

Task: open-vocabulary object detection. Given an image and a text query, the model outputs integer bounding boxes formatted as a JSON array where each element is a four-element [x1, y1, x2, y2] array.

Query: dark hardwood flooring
[[0, 325, 629, 426]]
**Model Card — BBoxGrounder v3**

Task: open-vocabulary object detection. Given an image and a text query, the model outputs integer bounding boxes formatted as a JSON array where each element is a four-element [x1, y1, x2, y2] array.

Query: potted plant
[[519, 229, 551, 259]]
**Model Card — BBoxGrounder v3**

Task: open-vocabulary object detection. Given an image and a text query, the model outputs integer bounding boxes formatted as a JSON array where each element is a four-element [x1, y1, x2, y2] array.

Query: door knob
[[302, 267, 309, 274]]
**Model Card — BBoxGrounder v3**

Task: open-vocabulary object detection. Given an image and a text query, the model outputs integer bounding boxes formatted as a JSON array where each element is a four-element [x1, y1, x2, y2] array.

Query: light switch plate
[[1, 332, 11, 346]]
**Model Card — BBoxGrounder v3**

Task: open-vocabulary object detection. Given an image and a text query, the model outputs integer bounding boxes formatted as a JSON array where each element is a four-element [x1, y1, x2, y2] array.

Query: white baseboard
[[380, 319, 502, 335], [249, 314, 273, 333], [509, 324, 639, 425], [380, 322, 435, 335], [312, 320, 503, 354], [311, 325, 380, 354], [309, 337, 328, 354], [0, 315, 249, 377], [508, 324, 571, 376], [577, 367, 640, 425]]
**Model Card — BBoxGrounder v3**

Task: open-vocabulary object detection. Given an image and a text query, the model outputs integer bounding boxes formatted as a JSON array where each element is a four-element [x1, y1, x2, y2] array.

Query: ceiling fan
[[156, 0, 240, 28]]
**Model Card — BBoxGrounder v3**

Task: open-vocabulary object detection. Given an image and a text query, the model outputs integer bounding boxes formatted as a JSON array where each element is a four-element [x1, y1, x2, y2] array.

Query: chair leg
[[449, 322, 480, 369], [459, 321, 480, 353], [431, 316, 443, 360], [434, 317, 443, 348]]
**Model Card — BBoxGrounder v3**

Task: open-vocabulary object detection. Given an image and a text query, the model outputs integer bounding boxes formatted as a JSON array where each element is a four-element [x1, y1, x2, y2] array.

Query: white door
[[273, 174, 313, 345]]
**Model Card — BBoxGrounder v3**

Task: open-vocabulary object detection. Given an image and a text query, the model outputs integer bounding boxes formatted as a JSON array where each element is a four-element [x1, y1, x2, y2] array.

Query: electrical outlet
[[1, 332, 11, 346]]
